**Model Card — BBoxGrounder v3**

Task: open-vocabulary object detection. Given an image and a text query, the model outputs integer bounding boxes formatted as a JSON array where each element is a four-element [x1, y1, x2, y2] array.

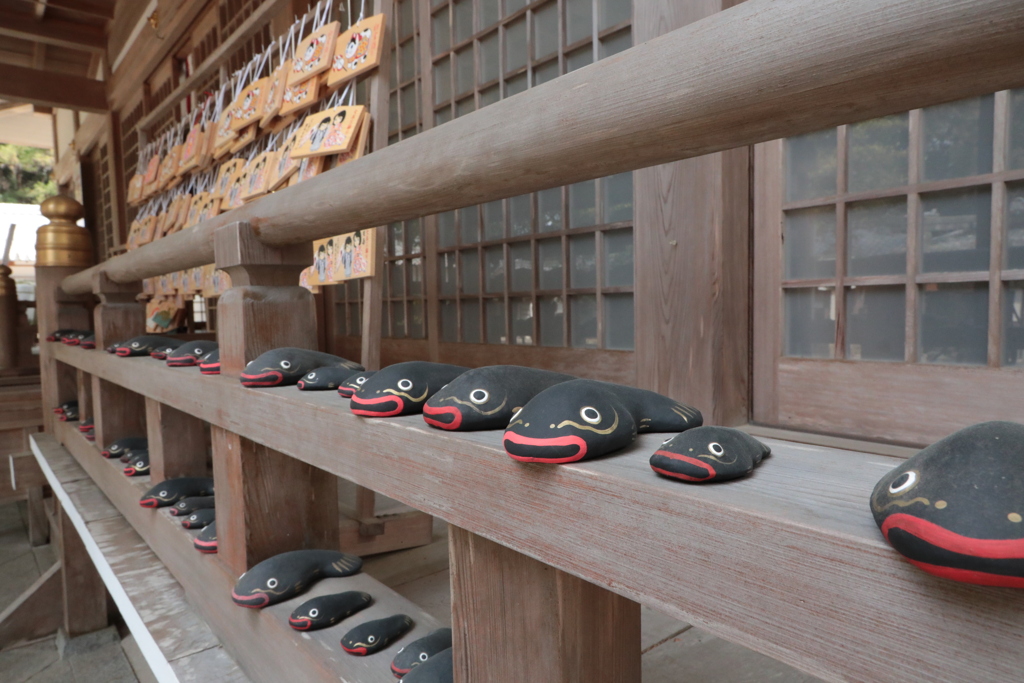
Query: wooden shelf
[[44, 422, 443, 683], [48, 343, 1024, 683]]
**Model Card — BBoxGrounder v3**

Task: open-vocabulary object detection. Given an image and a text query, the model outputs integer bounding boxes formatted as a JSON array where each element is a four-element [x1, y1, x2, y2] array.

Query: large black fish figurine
[[113, 335, 179, 357], [288, 591, 373, 631], [338, 371, 376, 399], [123, 450, 150, 476], [391, 628, 453, 677], [102, 436, 147, 459], [240, 348, 363, 387], [199, 349, 220, 375], [297, 366, 360, 391], [423, 366, 575, 431], [139, 478, 214, 508], [194, 521, 218, 553], [650, 426, 769, 483], [871, 421, 1024, 588], [503, 379, 702, 463], [341, 614, 413, 655], [181, 508, 216, 529], [350, 362, 468, 417], [167, 340, 219, 367], [399, 648, 453, 683], [231, 550, 363, 608]]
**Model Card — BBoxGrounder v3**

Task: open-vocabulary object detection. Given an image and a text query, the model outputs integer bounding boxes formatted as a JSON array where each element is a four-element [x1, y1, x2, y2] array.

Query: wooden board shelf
[[48, 342, 1024, 683]]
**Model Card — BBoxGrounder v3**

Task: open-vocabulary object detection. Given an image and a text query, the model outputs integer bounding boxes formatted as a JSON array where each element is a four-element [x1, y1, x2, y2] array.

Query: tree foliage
[[0, 144, 56, 204]]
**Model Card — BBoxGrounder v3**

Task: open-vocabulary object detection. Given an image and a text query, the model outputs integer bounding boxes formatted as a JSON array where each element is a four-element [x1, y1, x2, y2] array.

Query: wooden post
[[145, 397, 209, 482], [26, 487, 49, 546], [0, 264, 19, 370], [449, 526, 641, 683], [36, 266, 90, 432], [91, 270, 144, 351], [76, 369, 92, 423], [56, 500, 107, 636]]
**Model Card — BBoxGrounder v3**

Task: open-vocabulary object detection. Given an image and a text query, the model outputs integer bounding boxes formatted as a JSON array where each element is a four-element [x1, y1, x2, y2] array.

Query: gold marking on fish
[[872, 497, 930, 513], [383, 386, 429, 402], [556, 410, 620, 435], [1009, 513, 1022, 523], [441, 395, 508, 415], [935, 500, 947, 510]]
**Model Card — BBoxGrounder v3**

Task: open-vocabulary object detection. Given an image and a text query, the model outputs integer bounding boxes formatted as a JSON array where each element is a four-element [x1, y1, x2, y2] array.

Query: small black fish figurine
[[52, 400, 77, 416], [59, 405, 80, 422], [61, 331, 87, 346], [871, 421, 1024, 588], [503, 379, 703, 463], [194, 521, 218, 553], [338, 371, 376, 399], [231, 550, 363, 608], [113, 335, 180, 357], [399, 647, 453, 683], [391, 628, 453, 677], [297, 365, 360, 391], [423, 366, 575, 431], [167, 340, 219, 367], [140, 477, 215, 508], [77, 418, 94, 433], [181, 508, 216, 529], [102, 436, 147, 459], [350, 362, 469, 417], [123, 450, 150, 476], [199, 349, 220, 375], [341, 614, 413, 656], [288, 591, 373, 631], [169, 495, 216, 516], [45, 329, 76, 342], [80, 334, 96, 350], [240, 348, 363, 387], [650, 426, 770, 483], [150, 343, 177, 360]]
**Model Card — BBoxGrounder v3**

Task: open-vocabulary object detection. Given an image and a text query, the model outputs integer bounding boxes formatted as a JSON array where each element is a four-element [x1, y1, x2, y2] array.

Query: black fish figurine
[[399, 648, 453, 683], [871, 421, 1024, 588], [150, 343, 178, 360], [59, 405, 79, 422], [167, 340, 219, 367], [114, 335, 179, 357], [169, 495, 216, 516], [123, 450, 150, 476], [240, 348, 363, 387], [102, 436, 147, 459], [350, 362, 468, 417], [503, 379, 703, 463], [140, 477, 215, 508], [61, 331, 87, 346], [194, 522, 218, 553], [45, 329, 78, 342], [338, 371, 376, 399], [391, 628, 453, 677], [181, 508, 216, 529], [423, 366, 575, 431], [77, 418, 94, 433], [80, 334, 96, 350], [288, 591, 373, 631], [53, 400, 77, 415], [231, 550, 363, 608], [341, 614, 413, 656], [297, 365, 360, 391], [650, 426, 770, 483], [199, 349, 220, 375]]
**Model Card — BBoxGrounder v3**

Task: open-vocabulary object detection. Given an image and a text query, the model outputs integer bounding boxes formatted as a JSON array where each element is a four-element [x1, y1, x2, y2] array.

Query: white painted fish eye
[[267, 578, 278, 588], [355, 376, 367, 385], [194, 347, 203, 354], [309, 608, 319, 618], [470, 389, 489, 404], [419, 652, 429, 662], [280, 360, 292, 369], [136, 460, 145, 467], [307, 372, 316, 379], [131, 342, 140, 348], [889, 470, 918, 495], [709, 442, 724, 456], [580, 406, 601, 424], [159, 490, 167, 496], [368, 635, 376, 644], [397, 379, 413, 391], [190, 515, 197, 520]]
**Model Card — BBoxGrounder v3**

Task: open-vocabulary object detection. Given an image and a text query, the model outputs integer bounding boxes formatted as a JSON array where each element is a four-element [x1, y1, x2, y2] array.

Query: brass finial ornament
[[36, 194, 92, 267]]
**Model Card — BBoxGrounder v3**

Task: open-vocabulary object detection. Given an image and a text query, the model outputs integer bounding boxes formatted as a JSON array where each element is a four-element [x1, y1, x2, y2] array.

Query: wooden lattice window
[[388, 0, 422, 144]]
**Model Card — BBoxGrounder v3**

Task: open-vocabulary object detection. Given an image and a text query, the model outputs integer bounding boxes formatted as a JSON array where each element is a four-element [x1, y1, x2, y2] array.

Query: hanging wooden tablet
[[279, 76, 321, 118], [268, 112, 298, 134], [184, 193, 206, 228], [136, 215, 157, 247], [127, 174, 144, 205], [212, 159, 244, 199], [198, 193, 222, 222], [220, 163, 249, 211], [260, 60, 291, 128], [157, 147, 181, 190], [241, 151, 275, 201], [213, 107, 237, 159], [294, 154, 326, 184], [317, 227, 376, 283], [231, 77, 268, 131], [126, 220, 140, 250], [288, 21, 340, 86], [328, 15, 387, 89], [268, 127, 302, 190], [229, 123, 258, 154], [179, 125, 205, 174], [291, 105, 365, 159], [335, 110, 370, 167], [143, 154, 160, 186]]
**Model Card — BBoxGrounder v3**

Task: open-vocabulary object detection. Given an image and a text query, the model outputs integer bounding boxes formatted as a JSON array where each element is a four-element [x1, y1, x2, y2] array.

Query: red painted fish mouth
[[140, 498, 159, 508], [195, 540, 218, 553], [649, 451, 716, 482], [240, 370, 284, 387], [338, 387, 355, 398], [81, 342, 95, 349], [123, 467, 137, 476], [150, 352, 167, 359], [231, 590, 269, 608], [350, 394, 404, 417], [422, 403, 462, 430], [391, 663, 412, 676], [503, 431, 588, 463], [45, 335, 56, 342], [200, 366, 220, 375], [166, 357, 197, 366], [341, 645, 368, 655], [62, 338, 80, 345], [288, 617, 313, 630], [297, 380, 308, 389], [53, 408, 64, 414], [115, 348, 132, 357]]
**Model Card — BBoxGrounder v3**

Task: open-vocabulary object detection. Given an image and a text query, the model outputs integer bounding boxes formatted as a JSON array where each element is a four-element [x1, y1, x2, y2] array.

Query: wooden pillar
[[57, 500, 107, 636], [91, 271, 144, 351], [0, 265, 19, 370], [27, 487, 49, 546], [449, 526, 640, 683], [146, 398, 209, 482], [213, 221, 338, 575], [76, 369, 92, 423], [633, 0, 750, 426]]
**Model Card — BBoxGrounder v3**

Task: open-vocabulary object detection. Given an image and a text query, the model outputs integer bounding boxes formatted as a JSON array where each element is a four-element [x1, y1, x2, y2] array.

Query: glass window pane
[[438, 210, 456, 248], [435, 107, 452, 126], [504, 74, 527, 99], [505, 0, 526, 16], [603, 293, 634, 350], [390, 301, 406, 337], [785, 129, 837, 202], [919, 283, 988, 365], [848, 113, 908, 193], [483, 200, 504, 240], [784, 287, 836, 358], [456, 47, 474, 94], [434, 57, 451, 104], [406, 219, 423, 254], [538, 238, 563, 289], [439, 251, 457, 295], [1007, 182, 1024, 269], [603, 172, 632, 223], [485, 245, 505, 293], [400, 40, 417, 82], [566, 45, 593, 73], [539, 296, 564, 346], [566, 0, 593, 45], [569, 180, 597, 228], [534, 3, 559, 60], [598, 0, 630, 30], [398, 0, 415, 37], [461, 249, 480, 294], [400, 84, 417, 125], [389, 92, 399, 132], [512, 298, 534, 344], [603, 228, 633, 287], [460, 207, 479, 243], [390, 259, 405, 295], [389, 222, 404, 257], [409, 257, 424, 296], [922, 95, 994, 181], [1003, 281, 1024, 366], [845, 286, 905, 361], [432, 8, 450, 54], [441, 300, 457, 342], [1011, 89, 1024, 170], [538, 187, 562, 232], [569, 234, 597, 288], [784, 206, 836, 280], [461, 300, 481, 343], [479, 31, 499, 84], [456, 97, 476, 118], [510, 194, 532, 235], [505, 17, 527, 72], [846, 197, 907, 277], [486, 298, 506, 343], [480, 0, 500, 28], [570, 295, 598, 348], [510, 242, 533, 291], [453, 0, 474, 43], [921, 187, 992, 273], [533, 59, 560, 86], [480, 85, 499, 108], [599, 28, 631, 59], [409, 299, 425, 338]]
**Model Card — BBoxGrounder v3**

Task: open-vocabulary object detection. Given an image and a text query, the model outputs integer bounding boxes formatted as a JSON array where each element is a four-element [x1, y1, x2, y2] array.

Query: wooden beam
[[8, 452, 47, 491], [58, 500, 108, 636], [31, 41, 45, 69], [0, 10, 106, 53], [0, 561, 62, 649], [0, 63, 107, 113]]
